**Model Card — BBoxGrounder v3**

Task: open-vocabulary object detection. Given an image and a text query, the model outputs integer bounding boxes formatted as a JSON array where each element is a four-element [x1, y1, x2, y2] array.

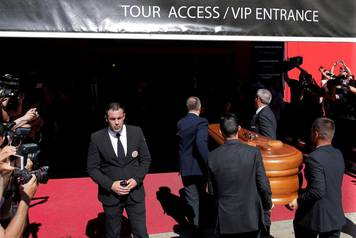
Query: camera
[[7, 127, 32, 147], [120, 180, 128, 187], [14, 143, 41, 170], [0, 122, 31, 147], [0, 73, 20, 98], [16, 143, 39, 156], [13, 166, 49, 184], [282, 56, 303, 72], [0, 88, 16, 98]]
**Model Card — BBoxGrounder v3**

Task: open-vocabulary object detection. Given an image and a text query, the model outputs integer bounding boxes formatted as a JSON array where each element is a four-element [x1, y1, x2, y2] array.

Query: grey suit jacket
[[251, 106, 277, 139], [208, 139, 272, 234], [294, 145, 345, 232]]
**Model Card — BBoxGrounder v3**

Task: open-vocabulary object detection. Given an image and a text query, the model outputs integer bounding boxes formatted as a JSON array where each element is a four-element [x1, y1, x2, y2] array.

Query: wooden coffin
[[208, 123, 303, 205]]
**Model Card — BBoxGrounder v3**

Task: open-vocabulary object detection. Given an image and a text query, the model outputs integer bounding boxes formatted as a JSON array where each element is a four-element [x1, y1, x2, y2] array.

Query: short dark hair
[[106, 102, 125, 115], [311, 117, 335, 140], [220, 113, 239, 137], [186, 96, 201, 111]]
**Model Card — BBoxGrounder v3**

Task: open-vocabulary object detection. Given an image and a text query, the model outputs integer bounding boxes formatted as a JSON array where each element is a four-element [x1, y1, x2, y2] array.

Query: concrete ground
[[149, 213, 356, 238]]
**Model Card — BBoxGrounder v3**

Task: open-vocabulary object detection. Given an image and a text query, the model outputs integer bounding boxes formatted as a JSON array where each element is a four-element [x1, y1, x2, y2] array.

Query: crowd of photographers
[[283, 57, 356, 159], [0, 73, 48, 238]]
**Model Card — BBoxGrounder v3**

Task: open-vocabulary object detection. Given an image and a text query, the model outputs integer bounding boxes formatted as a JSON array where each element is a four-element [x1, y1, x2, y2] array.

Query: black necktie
[[116, 132, 125, 159]]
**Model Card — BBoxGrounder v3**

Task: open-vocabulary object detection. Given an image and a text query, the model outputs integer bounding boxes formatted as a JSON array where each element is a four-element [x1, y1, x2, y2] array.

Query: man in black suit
[[177, 96, 209, 233], [289, 117, 345, 238], [251, 89, 277, 139], [87, 102, 151, 238], [250, 88, 276, 237], [208, 113, 272, 238]]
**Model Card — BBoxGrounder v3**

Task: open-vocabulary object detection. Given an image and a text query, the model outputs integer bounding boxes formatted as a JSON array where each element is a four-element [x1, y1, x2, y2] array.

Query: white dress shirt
[[108, 125, 127, 157]]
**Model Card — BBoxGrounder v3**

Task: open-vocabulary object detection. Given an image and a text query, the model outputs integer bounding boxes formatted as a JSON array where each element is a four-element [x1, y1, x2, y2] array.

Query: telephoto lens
[[13, 166, 49, 184]]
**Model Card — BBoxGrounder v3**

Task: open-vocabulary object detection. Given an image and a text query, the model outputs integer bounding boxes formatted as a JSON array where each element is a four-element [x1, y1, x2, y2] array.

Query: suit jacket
[[294, 145, 346, 232], [208, 140, 272, 234], [177, 113, 209, 176], [87, 125, 151, 206], [250, 106, 277, 139]]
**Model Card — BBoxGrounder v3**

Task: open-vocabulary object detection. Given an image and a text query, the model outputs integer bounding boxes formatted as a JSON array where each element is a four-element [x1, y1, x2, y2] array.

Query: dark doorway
[[0, 38, 283, 177]]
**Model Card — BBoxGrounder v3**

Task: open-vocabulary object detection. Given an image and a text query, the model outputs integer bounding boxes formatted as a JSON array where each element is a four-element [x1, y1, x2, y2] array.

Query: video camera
[[0, 122, 32, 147], [10, 143, 40, 169], [282, 56, 303, 72], [0, 88, 16, 98], [0, 123, 49, 184], [0, 73, 20, 98], [11, 143, 49, 184], [16, 143, 40, 162], [8, 127, 31, 147]]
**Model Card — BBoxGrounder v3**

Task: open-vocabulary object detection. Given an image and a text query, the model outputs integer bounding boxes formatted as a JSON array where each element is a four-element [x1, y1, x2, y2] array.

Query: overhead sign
[[0, 0, 355, 40]]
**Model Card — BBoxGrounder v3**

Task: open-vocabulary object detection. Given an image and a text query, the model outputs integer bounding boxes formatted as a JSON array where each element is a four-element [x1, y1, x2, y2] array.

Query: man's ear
[[315, 131, 320, 139], [104, 115, 108, 122]]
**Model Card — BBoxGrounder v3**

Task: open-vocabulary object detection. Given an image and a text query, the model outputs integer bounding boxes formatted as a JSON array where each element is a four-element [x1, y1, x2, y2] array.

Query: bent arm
[[0, 200, 29, 238], [255, 150, 272, 210], [258, 111, 276, 139], [87, 135, 113, 191], [13, 108, 39, 129], [297, 156, 325, 206], [195, 119, 209, 163], [133, 128, 151, 186], [349, 85, 356, 94]]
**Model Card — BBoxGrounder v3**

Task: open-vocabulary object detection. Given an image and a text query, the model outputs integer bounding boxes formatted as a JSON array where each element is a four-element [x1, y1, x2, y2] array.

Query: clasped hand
[[111, 178, 137, 196]]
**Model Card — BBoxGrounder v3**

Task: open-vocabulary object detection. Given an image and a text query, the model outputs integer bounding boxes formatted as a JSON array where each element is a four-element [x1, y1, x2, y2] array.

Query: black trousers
[[219, 230, 260, 238], [182, 175, 207, 228], [293, 222, 341, 238], [103, 195, 148, 238]]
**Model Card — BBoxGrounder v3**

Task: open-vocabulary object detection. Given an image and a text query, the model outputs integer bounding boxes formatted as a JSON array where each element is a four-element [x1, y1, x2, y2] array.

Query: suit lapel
[[125, 126, 134, 161]]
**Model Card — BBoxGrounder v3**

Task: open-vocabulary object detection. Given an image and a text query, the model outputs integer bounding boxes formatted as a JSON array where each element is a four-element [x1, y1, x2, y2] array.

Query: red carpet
[[28, 172, 356, 237]]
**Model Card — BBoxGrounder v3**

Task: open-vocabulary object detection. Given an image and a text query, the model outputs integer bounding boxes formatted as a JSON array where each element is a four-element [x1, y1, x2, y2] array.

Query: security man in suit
[[289, 117, 345, 238], [208, 113, 272, 238], [251, 89, 277, 139], [177, 96, 209, 234], [87, 102, 151, 238], [250, 88, 277, 237]]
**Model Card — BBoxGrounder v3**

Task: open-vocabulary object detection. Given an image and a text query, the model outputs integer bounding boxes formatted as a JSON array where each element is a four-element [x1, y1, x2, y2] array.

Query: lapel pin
[[132, 150, 138, 158]]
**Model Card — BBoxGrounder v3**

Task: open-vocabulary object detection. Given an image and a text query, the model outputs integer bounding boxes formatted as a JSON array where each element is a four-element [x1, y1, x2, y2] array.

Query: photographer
[[0, 175, 37, 238], [0, 72, 46, 237], [0, 131, 38, 238], [0, 98, 10, 123], [283, 59, 323, 148], [331, 60, 352, 79], [0, 110, 41, 238]]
